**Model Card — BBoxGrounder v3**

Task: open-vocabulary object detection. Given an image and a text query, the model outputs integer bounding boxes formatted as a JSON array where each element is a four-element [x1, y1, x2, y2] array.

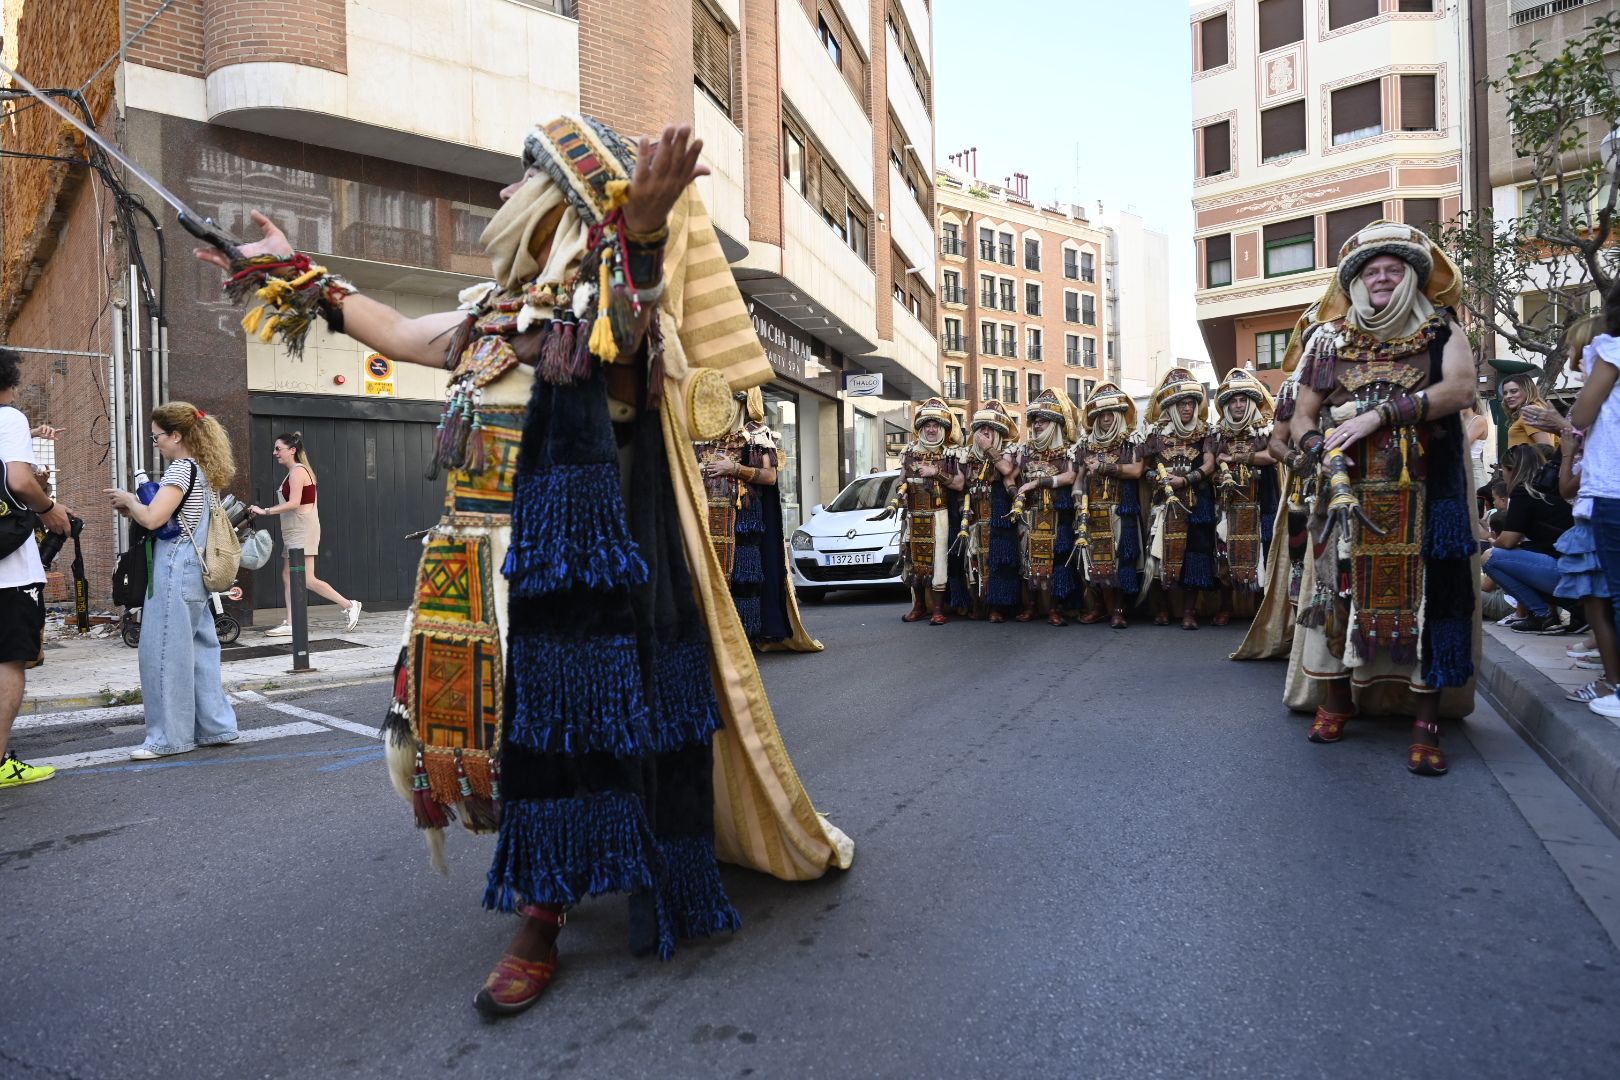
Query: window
[[998, 231, 1015, 264], [999, 278, 1016, 312], [1001, 324, 1017, 359], [943, 317, 964, 352], [1027, 327, 1043, 361], [942, 270, 963, 305], [1084, 378, 1097, 399], [1201, 120, 1232, 178], [1397, 0, 1433, 11], [1332, 80, 1383, 145], [1257, 329, 1292, 369], [1065, 290, 1080, 323], [1198, 14, 1228, 71], [1025, 237, 1041, 271], [1066, 333, 1081, 366], [1080, 251, 1095, 283], [1027, 372, 1043, 401], [848, 208, 868, 262], [1081, 294, 1096, 326], [1067, 377, 1084, 407], [979, 227, 996, 260], [1400, 74, 1437, 132], [1106, 339, 1116, 361], [982, 369, 999, 401], [1261, 101, 1307, 162], [1258, 0, 1303, 52], [826, 208, 847, 241], [1327, 0, 1379, 30], [1026, 282, 1042, 316], [1002, 370, 1019, 404], [784, 129, 806, 193], [980, 274, 997, 307], [1326, 203, 1384, 262], [945, 364, 965, 399], [893, 280, 905, 304], [1206, 234, 1233, 287], [1403, 197, 1442, 233], [817, 15, 842, 66], [981, 322, 998, 355], [1264, 217, 1316, 276], [1063, 249, 1079, 279], [692, 0, 735, 116], [1083, 337, 1097, 367], [942, 221, 962, 256]]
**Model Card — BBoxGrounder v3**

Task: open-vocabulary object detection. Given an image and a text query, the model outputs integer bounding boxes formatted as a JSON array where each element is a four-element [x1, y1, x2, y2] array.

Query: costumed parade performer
[[881, 397, 964, 625], [1073, 382, 1145, 629], [199, 116, 853, 1018], [1142, 368, 1218, 630], [1231, 370, 1309, 661], [696, 386, 820, 651], [1008, 389, 1079, 626], [1283, 220, 1478, 775], [1211, 369, 1280, 626], [956, 400, 1021, 622]]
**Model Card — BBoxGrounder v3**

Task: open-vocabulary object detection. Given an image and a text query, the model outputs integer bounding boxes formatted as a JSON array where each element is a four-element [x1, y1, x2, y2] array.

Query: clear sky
[[933, 1, 1209, 365]]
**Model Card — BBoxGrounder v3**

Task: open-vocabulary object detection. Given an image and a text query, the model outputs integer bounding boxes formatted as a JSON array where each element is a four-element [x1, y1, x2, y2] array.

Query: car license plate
[[826, 552, 877, 566]]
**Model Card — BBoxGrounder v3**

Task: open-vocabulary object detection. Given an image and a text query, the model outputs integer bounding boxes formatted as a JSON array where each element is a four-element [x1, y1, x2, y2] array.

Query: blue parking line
[[67, 743, 381, 777], [315, 749, 386, 772]]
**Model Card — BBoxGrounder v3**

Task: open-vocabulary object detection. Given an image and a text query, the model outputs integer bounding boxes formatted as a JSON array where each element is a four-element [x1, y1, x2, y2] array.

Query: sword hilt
[[178, 212, 244, 262]]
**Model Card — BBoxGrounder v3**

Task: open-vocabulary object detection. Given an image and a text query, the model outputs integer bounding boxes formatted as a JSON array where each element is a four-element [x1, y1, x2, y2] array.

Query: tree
[[1434, 13, 1620, 389]]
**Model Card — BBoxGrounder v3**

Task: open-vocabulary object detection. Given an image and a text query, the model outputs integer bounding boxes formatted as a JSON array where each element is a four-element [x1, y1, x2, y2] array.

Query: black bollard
[[288, 546, 312, 672]]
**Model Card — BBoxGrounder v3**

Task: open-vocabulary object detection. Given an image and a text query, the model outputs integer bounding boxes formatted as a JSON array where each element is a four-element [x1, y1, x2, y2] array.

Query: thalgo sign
[[749, 302, 811, 382]]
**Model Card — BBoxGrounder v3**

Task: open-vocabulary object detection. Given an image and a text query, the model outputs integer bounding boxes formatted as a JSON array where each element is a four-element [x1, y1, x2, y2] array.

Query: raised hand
[[194, 210, 294, 273], [624, 125, 710, 236]]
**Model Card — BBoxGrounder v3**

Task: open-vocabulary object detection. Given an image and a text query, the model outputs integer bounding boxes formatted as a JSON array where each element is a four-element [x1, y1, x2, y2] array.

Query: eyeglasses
[[149, 432, 165, 444]]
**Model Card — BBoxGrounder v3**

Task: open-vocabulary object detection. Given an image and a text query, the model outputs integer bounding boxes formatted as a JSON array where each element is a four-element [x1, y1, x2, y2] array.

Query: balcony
[[999, 296, 1017, 313], [1003, 386, 1020, 405], [944, 379, 966, 400], [693, 88, 748, 252], [980, 338, 1000, 356], [1025, 255, 1041, 272], [780, 0, 875, 205], [979, 240, 997, 260], [941, 285, 966, 305], [1001, 341, 1018, 360], [941, 333, 967, 353], [767, 179, 879, 347], [941, 236, 965, 257], [1026, 300, 1042, 317], [1027, 345, 1044, 361], [1082, 350, 1098, 368], [1064, 261, 1079, 280], [888, 163, 936, 281], [886, 27, 933, 169], [980, 291, 997, 308], [998, 244, 1015, 264], [1064, 306, 1080, 323], [1065, 350, 1082, 366], [883, 297, 943, 398]]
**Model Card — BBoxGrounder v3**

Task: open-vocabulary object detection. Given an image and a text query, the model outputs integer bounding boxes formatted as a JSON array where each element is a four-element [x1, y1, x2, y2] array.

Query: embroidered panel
[[416, 534, 495, 626], [445, 410, 524, 518]]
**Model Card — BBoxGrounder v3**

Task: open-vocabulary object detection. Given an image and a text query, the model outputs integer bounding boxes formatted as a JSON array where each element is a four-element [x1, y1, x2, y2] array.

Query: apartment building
[[1, 0, 936, 604], [934, 163, 1109, 431], [1098, 207, 1174, 402], [1189, 0, 1463, 393]]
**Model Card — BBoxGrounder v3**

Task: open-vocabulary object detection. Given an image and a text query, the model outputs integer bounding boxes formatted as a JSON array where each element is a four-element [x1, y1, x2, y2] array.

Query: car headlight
[[791, 529, 814, 551]]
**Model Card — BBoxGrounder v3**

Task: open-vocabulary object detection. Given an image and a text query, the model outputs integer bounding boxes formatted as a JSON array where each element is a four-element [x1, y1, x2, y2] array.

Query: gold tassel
[[1398, 431, 1412, 488], [588, 255, 619, 362], [604, 179, 632, 210], [258, 316, 280, 343], [241, 305, 266, 336]]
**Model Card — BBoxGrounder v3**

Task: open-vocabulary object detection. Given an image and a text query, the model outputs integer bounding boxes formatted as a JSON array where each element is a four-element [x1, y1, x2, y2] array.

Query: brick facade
[[126, 0, 205, 77], [741, 0, 783, 247], [202, 0, 347, 76], [578, 0, 693, 137]]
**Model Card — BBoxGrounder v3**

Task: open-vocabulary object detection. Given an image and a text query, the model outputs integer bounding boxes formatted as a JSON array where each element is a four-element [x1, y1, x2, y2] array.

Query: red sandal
[[1407, 721, 1448, 776], [1212, 612, 1232, 627], [1015, 608, 1036, 622], [473, 905, 563, 1018], [930, 613, 948, 626], [989, 611, 1006, 624], [1048, 611, 1067, 627], [1077, 610, 1107, 625], [1308, 707, 1352, 744]]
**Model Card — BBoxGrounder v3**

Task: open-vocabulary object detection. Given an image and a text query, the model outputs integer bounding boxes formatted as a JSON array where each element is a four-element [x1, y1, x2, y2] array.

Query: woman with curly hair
[[106, 402, 240, 759]]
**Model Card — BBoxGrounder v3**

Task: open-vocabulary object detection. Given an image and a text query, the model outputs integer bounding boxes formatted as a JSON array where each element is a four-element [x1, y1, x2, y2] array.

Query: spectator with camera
[[0, 347, 73, 789]]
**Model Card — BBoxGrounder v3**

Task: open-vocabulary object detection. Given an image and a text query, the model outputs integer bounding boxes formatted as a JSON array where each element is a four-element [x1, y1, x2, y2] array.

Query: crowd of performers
[[894, 218, 1482, 778], [888, 369, 1281, 630]]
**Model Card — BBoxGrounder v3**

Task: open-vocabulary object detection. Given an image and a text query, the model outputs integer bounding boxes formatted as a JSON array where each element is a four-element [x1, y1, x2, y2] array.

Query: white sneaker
[[263, 622, 292, 638], [1590, 693, 1620, 718], [345, 600, 363, 631], [129, 747, 160, 761]]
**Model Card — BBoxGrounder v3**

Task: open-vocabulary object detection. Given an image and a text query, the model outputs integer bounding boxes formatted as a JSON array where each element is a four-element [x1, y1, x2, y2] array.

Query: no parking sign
[[364, 353, 396, 397]]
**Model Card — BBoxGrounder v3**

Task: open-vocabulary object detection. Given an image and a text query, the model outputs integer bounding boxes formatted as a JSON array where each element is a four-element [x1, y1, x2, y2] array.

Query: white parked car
[[789, 470, 905, 599]]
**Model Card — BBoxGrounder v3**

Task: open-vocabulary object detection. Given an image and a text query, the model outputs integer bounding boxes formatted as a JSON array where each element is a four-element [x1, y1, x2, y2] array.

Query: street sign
[[844, 372, 883, 397], [364, 353, 396, 397]]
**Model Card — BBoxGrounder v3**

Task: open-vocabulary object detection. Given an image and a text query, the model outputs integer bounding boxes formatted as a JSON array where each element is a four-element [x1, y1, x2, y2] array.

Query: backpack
[[112, 540, 151, 608], [0, 405, 38, 559], [176, 462, 242, 592]]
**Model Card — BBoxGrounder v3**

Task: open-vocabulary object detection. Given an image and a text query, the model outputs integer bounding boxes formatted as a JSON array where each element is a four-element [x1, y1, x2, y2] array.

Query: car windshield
[[826, 475, 896, 513]]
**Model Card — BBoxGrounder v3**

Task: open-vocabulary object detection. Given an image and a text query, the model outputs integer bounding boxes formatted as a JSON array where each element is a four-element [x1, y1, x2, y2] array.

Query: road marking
[[316, 748, 386, 772], [16, 690, 273, 732], [30, 722, 327, 772], [63, 743, 383, 777], [264, 701, 382, 740]]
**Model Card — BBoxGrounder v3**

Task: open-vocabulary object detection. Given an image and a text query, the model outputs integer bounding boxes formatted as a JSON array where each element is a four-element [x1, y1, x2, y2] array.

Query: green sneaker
[[0, 750, 55, 788]]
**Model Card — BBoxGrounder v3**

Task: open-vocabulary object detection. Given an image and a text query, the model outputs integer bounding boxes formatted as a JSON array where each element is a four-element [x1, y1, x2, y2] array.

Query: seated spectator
[[1483, 443, 1574, 633]]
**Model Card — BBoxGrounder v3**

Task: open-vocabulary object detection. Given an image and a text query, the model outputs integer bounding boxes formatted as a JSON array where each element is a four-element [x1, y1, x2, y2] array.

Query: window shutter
[[1332, 80, 1382, 138], [1328, 0, 1379, 30], [692, 1, 733, 116], [819, 158, 847, 219], [1258, 0, 1304, 52], [1206, 234, 1232, 266], [1400, 74, 1436, 131], [1263, 217, 1313, 244], [1203, 121, 1231, 177], [1403, 198, 1442, 232], [1260, 101, 1307, 160], [1325, 203, 1384, 262], [1199, 14, 1228, 70]]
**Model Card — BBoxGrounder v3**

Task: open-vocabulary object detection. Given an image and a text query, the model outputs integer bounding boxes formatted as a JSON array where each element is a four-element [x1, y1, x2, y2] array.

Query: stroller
[[115, 490, 272, 649]]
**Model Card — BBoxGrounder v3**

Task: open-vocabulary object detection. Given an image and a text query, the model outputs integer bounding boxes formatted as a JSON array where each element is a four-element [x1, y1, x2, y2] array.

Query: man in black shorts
[[0, 347, 72, 789]]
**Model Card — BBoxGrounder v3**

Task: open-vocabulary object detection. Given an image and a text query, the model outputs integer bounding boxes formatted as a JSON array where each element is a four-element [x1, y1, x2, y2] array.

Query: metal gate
[[247, 393, 444, 610]]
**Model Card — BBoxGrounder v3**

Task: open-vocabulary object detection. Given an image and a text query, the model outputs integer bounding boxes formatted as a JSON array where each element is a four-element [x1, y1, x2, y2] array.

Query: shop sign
[[844, 372, 883, 397], [749, 302, 811, 382], [364, 353, 396, 397]]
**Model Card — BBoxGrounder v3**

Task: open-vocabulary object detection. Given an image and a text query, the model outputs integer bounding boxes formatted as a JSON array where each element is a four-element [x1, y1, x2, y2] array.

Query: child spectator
[[1569, 293, 1620, 719]]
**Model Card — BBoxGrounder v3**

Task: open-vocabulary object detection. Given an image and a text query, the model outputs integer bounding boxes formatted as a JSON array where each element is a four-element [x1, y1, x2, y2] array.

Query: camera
[[36, 514, 83, 570]]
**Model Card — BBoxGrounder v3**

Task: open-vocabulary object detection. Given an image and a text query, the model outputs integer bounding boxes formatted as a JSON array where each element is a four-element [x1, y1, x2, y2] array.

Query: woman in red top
[[250, 431, 361, 634]]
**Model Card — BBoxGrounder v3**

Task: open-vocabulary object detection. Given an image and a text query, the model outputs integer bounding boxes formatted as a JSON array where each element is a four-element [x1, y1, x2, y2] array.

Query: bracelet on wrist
[[227, 252, 359, 358]]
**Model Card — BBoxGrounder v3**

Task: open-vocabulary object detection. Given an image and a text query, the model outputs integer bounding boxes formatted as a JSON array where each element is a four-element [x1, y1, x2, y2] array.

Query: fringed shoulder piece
[[1297, 322, 1341, 392], [1273, 379, 1298, 423]]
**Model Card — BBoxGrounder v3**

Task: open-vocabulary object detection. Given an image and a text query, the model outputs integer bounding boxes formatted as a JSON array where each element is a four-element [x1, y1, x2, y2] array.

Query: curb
[[1478, 634, 1620, 838], [18, 664, 396, 716]]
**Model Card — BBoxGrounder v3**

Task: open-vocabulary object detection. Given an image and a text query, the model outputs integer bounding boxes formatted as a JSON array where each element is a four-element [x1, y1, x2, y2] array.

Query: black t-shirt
[[1499, 489, 1572, 555]]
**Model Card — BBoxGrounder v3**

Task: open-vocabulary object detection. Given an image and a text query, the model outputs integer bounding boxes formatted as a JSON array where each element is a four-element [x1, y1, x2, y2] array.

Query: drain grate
[[221, 638, 367, 662]]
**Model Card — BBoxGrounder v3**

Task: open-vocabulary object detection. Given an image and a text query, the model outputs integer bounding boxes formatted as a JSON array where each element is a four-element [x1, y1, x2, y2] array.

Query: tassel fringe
[[503, 463, 650, 597], [653, 836, 742, 961], [506, 633, 653, 757], [483, 792, 655, 911], [648, 640, 723, 754]]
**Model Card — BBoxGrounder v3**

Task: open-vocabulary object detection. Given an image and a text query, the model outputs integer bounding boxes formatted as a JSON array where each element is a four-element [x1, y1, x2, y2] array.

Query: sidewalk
[[21, 606, 404, 714], [1480, 621, 1620, 837]]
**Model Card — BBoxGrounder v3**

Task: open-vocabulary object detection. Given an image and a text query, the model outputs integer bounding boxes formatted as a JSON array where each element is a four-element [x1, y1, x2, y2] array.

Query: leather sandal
[[930, 613, 948, 625], [1015, 608, 1036, 622], [1153, 611, 1170, 626], [1212, 612, 1232, 627], [1048, 611, 1067, 627], [1077, 610, 1107, 625], [901, 606, 926, 623], [1110, 608, 1128, 629], [1308, 707, 1352, 743], [473, 906, 563, 1018], [989, 611, 1005, 624], [1181, 613, 1199, 631], [1407, 720, 1448, 776]]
